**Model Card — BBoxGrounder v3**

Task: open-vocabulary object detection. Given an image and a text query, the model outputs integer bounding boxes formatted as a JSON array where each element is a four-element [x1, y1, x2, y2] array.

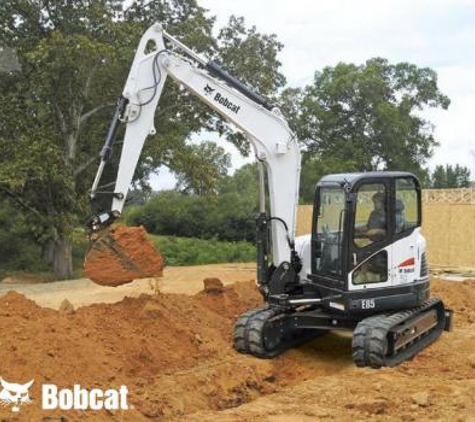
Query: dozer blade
[[84, 225, 164, 287]]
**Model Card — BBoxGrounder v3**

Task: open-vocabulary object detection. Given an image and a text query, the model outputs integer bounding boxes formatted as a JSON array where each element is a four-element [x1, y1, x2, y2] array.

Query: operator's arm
[[354, 210, 387, 244]]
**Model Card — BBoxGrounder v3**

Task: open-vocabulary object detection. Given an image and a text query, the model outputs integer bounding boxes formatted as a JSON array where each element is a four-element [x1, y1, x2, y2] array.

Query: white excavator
[[87, 23, 452, 368]]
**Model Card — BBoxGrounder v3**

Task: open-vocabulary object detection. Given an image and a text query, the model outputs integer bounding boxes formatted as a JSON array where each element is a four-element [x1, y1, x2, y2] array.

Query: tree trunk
[[41, 239, 55, 265], [53, 235, 74, 280]]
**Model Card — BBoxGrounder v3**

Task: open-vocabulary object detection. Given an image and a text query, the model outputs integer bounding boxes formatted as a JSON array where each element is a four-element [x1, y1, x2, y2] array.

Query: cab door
[[348, 179, 393, 291], [391, 177, 422, 286]]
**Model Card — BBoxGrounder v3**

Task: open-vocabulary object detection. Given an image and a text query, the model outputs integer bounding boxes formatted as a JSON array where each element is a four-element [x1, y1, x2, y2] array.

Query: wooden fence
[[297, 188, 475, 269]]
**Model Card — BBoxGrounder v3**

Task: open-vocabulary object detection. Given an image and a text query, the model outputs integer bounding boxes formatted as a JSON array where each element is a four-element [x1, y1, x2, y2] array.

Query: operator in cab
[[355, 191, 387, 243], [367, 192, 386, 238]]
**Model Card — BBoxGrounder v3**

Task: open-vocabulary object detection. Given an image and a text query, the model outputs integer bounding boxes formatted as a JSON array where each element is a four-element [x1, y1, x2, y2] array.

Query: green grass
[[149, 234, 256, 266]]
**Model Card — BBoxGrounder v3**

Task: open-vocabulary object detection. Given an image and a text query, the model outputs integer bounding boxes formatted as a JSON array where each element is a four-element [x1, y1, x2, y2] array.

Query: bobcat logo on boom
[[203, 84, 241, 114], [0, 377, 34, 412], [204, 84, 215, 96]]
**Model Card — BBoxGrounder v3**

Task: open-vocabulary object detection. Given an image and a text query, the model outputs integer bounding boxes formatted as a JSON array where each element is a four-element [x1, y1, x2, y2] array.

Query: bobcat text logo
[[212, 92, 241, 114], [0, 377, 34, 413], [204, 84, 215, 96], [42, 385, 129, 411]]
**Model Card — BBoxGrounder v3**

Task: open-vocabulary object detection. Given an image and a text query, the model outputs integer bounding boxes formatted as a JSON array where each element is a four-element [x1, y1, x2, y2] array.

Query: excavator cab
[[309, 172, 427, 314]]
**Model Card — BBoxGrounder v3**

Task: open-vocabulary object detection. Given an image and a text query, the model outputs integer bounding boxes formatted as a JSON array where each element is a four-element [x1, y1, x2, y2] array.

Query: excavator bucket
[[84, 225, 164, 287]]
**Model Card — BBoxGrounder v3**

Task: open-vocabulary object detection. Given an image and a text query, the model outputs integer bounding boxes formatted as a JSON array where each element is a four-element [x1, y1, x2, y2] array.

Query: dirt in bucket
[[84, 225, 164, 287]]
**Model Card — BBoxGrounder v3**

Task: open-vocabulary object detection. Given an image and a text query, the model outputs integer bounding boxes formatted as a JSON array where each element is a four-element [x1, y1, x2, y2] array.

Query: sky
[[151, 0, 475, 189]]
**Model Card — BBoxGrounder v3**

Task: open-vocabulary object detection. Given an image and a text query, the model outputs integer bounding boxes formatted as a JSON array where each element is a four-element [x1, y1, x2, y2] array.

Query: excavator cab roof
[[317, 171, 420, 191]]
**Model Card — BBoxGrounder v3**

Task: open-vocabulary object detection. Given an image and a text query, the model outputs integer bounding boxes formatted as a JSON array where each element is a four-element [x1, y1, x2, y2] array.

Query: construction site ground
[[0, 263, 474, 421]]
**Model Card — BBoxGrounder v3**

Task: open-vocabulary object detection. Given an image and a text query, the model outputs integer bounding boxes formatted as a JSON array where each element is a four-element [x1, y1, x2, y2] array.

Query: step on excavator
[[86, 22, 453, 368]]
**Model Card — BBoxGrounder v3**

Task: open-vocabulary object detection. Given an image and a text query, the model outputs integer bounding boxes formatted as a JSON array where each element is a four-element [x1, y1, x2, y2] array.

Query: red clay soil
[[179, 279, 475, 422], [0, 277, 474, 421], [202, 277, 225, 293], [84, 225, 164, 286], [0, 280, 263, 420]]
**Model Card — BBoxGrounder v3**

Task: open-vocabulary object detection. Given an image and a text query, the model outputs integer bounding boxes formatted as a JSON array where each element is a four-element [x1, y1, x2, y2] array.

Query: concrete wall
[[296, 188, 475, 269]]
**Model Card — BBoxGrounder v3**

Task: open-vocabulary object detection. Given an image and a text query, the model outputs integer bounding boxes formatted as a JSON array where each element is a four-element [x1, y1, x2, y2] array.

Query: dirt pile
[[174, 278, 475, 422], [0, 281, 263, 420], [0, 276, 474, 421], [431, 278, 475, 326], [84, 225, 164, 286], [202, 277, 225, 293]]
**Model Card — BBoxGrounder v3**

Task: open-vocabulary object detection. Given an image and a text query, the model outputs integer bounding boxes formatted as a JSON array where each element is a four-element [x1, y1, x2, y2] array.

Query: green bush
[[72, 228, 89, 272], [125, 190, 258, 242], [149, 235, 255, 266], [124, 164, 260, 243]]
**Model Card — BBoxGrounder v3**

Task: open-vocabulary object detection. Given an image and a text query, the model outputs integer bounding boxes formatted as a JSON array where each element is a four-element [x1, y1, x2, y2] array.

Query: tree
[[126, 163, 259, 242], [299, 155, 359, 204], [0, 199, 46, 276], [429, 164, 471, 188], [0, 46, 21, 72], [0, 1, 285, 278], [174, 141, 231, 194], [281, 58, 450, 184]]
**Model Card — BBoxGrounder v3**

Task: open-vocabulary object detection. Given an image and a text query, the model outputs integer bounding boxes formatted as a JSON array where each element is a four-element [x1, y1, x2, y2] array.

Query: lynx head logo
[[204, 84, 215, 96], [0, 377, 34, 412]]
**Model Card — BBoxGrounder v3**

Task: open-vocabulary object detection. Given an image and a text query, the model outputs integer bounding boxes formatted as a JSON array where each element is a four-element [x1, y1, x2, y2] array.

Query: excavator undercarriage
[[234, 298, 452, 368]]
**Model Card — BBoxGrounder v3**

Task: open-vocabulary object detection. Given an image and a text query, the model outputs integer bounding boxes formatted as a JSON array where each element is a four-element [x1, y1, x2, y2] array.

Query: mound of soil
[[176, 278, 475, 422], [431, 278, 475, 326], [0, 281, 263, 420], [84, 225, 164, 286], [0, 276, 473, 421]]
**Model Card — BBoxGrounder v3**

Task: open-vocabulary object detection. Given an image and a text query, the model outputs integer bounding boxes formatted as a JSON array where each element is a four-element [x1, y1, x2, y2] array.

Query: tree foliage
[[0, 2, 451, 276], [0, 0, 284, 277], [174, 141, 231, 194], [429, 164, 471, 189], [281, 58, 450, 184], [126, 164, 258, 242], [0, 199, 47, 276]]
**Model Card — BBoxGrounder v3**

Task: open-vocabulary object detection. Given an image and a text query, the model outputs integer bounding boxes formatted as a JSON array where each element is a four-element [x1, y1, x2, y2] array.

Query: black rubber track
[[352, 297, 446, 368], [233, 307, 268, 353], [234, 307, 326, 358]]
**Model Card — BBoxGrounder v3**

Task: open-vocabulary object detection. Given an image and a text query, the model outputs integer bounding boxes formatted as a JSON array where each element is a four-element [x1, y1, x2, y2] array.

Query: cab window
[[395, 178, 419, 234], [314, 187, 345, 278], [353, 250, 388, 285], [353, 183, 388, 248]]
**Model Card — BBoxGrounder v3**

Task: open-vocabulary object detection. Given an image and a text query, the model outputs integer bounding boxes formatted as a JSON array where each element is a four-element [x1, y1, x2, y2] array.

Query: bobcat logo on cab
[[0, 377, 34, 412]]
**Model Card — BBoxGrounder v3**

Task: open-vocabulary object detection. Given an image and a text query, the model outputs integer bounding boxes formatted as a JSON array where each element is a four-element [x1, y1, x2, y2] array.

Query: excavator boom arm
[[90, 22, 301, 269]]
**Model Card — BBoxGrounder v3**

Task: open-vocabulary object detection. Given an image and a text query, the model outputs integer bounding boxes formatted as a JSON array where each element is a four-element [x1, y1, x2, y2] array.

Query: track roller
[[233, 306, 325, 358], [352, 297, 449, 368]]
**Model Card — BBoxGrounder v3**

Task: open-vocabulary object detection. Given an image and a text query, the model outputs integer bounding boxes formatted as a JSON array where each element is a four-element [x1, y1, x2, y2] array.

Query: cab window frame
[[312, 185, 347, 280], [393, 176, 422, 241]]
